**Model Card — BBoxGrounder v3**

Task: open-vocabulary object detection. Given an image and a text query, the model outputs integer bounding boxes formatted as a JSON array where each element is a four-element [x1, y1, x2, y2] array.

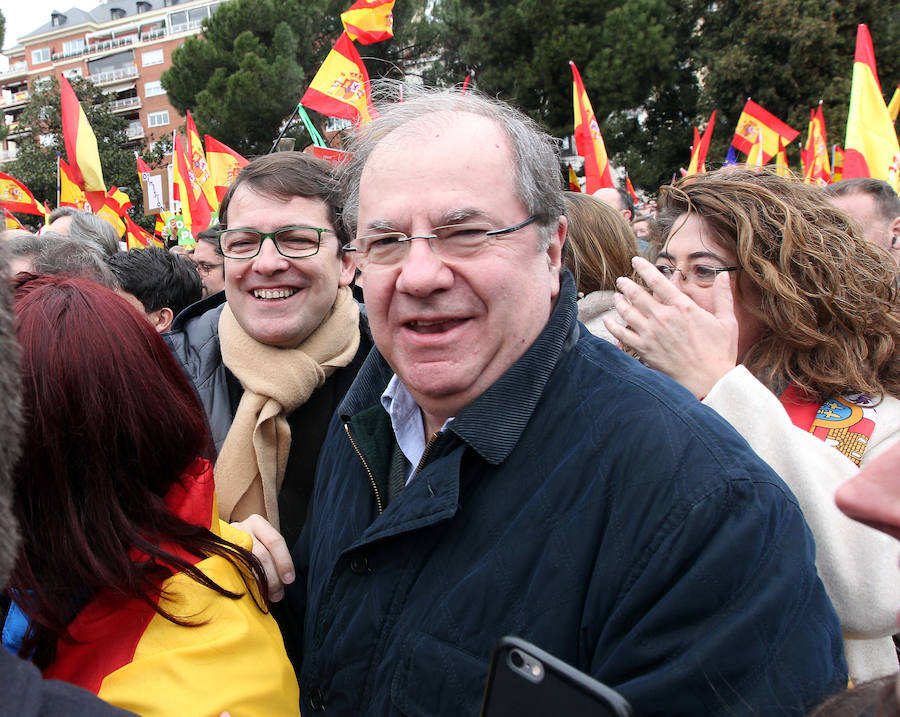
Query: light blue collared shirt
[[381, 375, 453, 483]]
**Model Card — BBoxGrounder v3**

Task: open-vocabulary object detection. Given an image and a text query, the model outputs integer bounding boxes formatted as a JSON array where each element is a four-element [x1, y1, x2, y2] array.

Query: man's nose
[[395, 236, 454, 296]]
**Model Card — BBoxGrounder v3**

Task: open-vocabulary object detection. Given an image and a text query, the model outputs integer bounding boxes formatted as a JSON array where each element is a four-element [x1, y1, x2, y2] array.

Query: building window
[[62, 67, 83, 80], [148, 110, 169, 127], [31, 48, 50, 64], [142, 49, 164, 66], [32, 76, 52, 90], [110, 7, 126, 19], [63, 38, 85, 56], [144, 80, 165, 97]]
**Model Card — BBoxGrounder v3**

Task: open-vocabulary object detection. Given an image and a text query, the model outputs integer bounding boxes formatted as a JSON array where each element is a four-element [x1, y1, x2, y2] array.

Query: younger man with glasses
[[191, 226, 226, 297], [164, 152, 371, 548]]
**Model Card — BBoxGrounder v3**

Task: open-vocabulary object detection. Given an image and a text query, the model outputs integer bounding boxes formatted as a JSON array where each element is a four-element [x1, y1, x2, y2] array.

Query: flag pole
[[269, 104, 302, 154], [56, 152, 61, 209]]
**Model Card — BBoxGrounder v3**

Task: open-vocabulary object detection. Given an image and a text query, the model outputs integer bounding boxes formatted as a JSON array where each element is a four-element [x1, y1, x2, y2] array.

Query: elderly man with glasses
[[164, 152, 372, 549], [228, 85, 850, 717]]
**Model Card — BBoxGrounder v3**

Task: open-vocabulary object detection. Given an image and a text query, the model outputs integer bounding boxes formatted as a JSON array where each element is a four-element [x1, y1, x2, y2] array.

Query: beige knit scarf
[[214, 286, 360, 529]]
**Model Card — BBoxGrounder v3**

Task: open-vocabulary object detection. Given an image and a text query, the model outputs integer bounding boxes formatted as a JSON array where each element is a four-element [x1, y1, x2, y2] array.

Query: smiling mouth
[[253, 288, 298, 300], [406, 318, 467, 334]]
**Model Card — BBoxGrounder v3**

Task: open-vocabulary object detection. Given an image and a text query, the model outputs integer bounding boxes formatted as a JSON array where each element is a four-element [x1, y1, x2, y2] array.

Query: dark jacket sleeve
[[585, 475, 847, 716]]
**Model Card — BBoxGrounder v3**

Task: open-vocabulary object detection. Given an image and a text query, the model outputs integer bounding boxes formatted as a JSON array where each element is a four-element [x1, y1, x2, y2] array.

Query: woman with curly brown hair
[[605, 167, 900, 683]]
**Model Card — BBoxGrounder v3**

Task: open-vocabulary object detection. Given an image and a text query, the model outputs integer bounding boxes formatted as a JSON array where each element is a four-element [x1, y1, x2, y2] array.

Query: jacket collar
[[339, 271, 579, 465]]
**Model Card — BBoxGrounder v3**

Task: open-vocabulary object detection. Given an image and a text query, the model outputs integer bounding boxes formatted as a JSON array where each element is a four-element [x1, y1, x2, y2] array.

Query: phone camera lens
[[510, 650, 524, 668]]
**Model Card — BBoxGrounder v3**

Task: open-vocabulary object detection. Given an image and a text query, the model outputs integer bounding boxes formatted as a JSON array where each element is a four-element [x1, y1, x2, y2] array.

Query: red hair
[[10, 275, 266, 668]]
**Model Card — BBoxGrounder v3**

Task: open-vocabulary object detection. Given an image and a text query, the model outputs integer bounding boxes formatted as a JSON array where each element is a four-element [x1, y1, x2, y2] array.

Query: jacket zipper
[[344, 422, 384, 514], [413, 432, 439, 477]]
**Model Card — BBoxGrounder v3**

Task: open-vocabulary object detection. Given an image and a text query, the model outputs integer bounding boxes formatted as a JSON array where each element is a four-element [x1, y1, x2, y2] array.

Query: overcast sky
[[2, 2, 100, 68]]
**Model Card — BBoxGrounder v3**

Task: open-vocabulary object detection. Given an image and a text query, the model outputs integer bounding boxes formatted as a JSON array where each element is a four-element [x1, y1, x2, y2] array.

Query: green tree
[[695, 0, 900, 168], [162, 0, 442, 156], [436, 0, 704, 191], [7, 76, 161, 228]]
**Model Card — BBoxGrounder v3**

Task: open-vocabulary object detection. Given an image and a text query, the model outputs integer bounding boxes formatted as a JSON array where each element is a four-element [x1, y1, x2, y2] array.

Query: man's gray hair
[[67, 211, 120, 258], [0, 249, 22, 587], [339, 82, 565, 248]]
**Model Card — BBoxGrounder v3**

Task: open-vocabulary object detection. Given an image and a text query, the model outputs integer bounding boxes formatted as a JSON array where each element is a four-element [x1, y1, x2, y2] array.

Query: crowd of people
[[1, 82, 900, 716]]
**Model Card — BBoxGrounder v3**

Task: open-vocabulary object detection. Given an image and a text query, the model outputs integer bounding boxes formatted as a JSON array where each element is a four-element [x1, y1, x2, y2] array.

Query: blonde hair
[[563, 192, 639, 294], [653, 168, 900, 401]]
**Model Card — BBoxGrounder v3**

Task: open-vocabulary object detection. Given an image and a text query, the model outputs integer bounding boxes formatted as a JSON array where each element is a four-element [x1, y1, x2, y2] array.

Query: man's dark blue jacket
[[285, 273, 847, 716]]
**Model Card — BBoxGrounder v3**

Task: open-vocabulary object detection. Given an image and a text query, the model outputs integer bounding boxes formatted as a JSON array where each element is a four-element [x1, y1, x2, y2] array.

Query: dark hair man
[[592, 186, 634, 222], [825, 178, 900, 264], [253, 84, 846, 716], [164, 152, 371, 547], [107, 247, 203, 332], [192, 226, 225, 297]]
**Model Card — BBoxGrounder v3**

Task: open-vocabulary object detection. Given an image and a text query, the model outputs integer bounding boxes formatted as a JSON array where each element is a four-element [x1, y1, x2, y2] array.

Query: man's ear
[[149, 307, 174, 334], [546, 215, 567, 297], [889, 215, 900, 255], [339, 248, 356, 287]]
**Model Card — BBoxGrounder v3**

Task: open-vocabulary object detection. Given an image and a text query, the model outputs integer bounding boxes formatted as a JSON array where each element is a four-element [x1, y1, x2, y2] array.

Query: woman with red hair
[[4, 275, 299, 716]]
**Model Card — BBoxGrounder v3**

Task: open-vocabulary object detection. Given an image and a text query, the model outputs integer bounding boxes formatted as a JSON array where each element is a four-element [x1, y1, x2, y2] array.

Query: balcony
[[110, 96, 141, 112], [4, 121, 26, 138], [0, 62, 28, 81], [0, 90, 29, 109], [126, 122, 145, 140], [168, 19, 204, 35], [0, 148, 18, 163], [88, 65, 139, 86]]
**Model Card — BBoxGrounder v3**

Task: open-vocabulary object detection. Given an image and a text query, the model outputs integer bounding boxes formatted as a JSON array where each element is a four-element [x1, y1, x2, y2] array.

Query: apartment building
[[0, 0, 223, 164]]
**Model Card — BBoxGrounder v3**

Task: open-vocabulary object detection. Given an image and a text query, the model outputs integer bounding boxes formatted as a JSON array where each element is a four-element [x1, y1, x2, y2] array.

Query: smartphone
[[479, 636, 633, 717]]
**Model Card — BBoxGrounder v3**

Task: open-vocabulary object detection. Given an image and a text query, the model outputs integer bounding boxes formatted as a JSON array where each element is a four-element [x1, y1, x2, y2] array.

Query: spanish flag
[[59, 75, 106, 211], [301, 33, 377, 124], [186, 112, 218, 211], [341, 0, 394, 45], [4, 208, 25, 231], [124, 214, 163, 249], [0, 172, 45, 216], [173, 132, 212, 235], [833, 145, 845, 182], [731, 99, 798, 164], [567, 164, 581, 192], [59, 157, 90, 209], [889, 84, 900, 123], [570, 61, 614, 193], [625, 173, 639, 203], [96, 187, 131, 239], [802, 104, 831, 184], [205, 135, 249, 202], [686, 110, 716, 176], [774, 138, 790, 177], [843, 24, 900, 190]]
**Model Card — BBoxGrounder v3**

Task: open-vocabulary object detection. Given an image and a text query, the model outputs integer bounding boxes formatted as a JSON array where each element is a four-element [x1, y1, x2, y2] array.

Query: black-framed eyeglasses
[[345, 215, 539, 271], [655, 263, 740, 287], [217, 226, 335, 259], [194, 260, 223, 274]]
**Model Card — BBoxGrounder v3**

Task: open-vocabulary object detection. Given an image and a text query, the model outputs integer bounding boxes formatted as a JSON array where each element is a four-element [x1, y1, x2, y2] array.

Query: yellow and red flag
[[802, 104, 831, 184], [340, 0, 394, 45], [205, 135, 249, 202], [101, 186, 133, 217], [833, 145, 845, 182], [774, 138, 790, 177], [186, 112, 218, 211], [686, 110, 717, 176], [4, 208, 25, 231], [301, 33, 377, 124], [843, 24, 900, 190], [567, 164, 581, 192], [731, 99, 799, 164], [59, 157, 90, 209], [570, 61, 614, 193], [59, 75, 106, 211], [889, 84, 900, 123], [0, 172, 45, 216], [173, 132, 212, 235], [125, 214, 163, 249], [625, 173, 639, 203]]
